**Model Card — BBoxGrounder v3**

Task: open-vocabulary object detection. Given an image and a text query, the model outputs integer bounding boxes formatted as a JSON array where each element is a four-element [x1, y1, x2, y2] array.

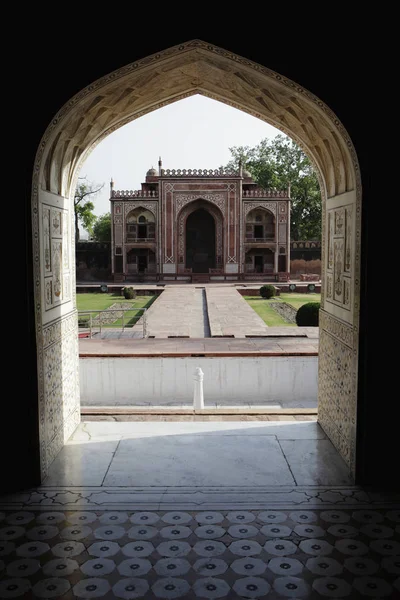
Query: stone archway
[[32, 40, 361, 482], [177, 200, 224, 273], [186, 208, 216, 273]]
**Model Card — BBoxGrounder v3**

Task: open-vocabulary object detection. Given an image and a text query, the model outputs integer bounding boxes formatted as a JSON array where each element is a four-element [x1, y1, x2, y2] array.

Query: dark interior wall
[[12, 22, 386, 493]]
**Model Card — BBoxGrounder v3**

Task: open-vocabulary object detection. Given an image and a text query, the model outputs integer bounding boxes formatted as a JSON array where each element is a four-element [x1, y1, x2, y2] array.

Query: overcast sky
[[79, 94, 283, 237]]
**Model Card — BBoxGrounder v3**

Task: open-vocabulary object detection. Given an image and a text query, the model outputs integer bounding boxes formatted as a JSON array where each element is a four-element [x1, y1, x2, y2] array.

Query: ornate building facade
[[110, 160, 291, 282]]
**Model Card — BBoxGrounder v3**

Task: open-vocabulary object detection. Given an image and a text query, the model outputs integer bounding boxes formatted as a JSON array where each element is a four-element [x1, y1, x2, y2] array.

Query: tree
[[74, 178, 104, 242], [221, 134, 322, 241], [92, 212, 111, 242]]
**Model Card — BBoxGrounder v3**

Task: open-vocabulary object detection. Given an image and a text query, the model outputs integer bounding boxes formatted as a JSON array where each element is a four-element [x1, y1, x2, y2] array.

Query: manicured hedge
[[295, 302, 320, 326], [259, 284, 276, 299]]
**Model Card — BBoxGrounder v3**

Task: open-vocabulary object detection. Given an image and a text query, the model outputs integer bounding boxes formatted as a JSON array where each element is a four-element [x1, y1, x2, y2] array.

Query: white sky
[[79, 94, 283, 237]]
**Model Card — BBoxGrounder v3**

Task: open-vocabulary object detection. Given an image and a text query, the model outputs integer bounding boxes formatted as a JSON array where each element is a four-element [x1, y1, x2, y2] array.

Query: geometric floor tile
[[1, 508, 400, 598]]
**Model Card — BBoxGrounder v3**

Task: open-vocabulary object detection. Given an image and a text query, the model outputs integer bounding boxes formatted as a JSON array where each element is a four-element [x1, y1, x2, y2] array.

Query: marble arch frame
[[32, 39, 361, 481]]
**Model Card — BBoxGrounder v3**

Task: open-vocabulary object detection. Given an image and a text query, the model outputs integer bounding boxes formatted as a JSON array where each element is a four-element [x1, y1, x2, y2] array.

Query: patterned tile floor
[[1, 507, 399, 598]]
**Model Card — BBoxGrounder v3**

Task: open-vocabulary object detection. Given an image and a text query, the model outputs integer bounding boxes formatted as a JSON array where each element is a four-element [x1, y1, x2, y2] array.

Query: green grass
[[76, 293, 157, 327], [279, 292, 321, 310], [244, 292, 321, 326], [244, 297, 293, 326]]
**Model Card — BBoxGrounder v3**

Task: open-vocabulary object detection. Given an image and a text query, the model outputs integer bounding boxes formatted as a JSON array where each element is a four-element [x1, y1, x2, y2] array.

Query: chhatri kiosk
[[110, 159, 290, 282]]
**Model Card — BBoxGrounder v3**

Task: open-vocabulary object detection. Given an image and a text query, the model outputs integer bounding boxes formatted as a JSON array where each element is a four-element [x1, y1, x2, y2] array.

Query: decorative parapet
[[112, 190, 158, 198], [111, 185, 289, 198], [243, 189, 289, 198], [161, 168, 237, 176]]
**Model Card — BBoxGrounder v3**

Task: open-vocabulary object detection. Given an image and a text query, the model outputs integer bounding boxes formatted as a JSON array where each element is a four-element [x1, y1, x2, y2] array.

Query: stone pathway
[[206, 288, 269, 338], [140, 287, 270, 339], [143, 288, 197, 338]]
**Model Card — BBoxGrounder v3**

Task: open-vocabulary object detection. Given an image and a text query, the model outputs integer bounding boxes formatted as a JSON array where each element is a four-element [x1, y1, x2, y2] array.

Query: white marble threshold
[[2, 486, 399, 512]]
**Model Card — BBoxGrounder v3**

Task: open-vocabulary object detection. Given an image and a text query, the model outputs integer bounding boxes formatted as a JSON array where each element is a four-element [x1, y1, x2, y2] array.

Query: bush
[[123, 286, 137, 299], [296, 302, 320, 326], [259, 284, 276, 299]]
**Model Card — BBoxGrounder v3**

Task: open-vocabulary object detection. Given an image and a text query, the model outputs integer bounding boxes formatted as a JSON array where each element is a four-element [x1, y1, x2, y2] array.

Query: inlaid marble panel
[[40, 314, 80, 480], [50, 208, 62, 237], [319, 311, 357, 476], [52, 241, 63, 302], [62, 212, 69, 270], [327, 212, 333, 270], [344, 279, 351, 307], [41, 203, 71, 312], [43, 208, 51, 273], [334, 208, 345, 235], [326, 274, 333, 300], [345, 206, 352, 273], [325, 193, 355, 321], [333, 239, 344, 303]]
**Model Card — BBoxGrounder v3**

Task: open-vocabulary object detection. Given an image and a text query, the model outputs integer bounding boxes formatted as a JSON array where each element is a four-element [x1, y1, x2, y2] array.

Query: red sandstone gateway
[[110, 160, 291, 284]]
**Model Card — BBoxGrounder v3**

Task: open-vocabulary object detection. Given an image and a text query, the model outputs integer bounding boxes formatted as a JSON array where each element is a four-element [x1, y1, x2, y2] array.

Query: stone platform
[[79, 334, 318, 357]]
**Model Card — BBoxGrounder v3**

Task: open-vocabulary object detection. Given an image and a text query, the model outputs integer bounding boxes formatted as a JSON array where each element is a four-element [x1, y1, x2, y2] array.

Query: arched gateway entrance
[[28, 40, 366, 487], [186, 208, 216, 273]]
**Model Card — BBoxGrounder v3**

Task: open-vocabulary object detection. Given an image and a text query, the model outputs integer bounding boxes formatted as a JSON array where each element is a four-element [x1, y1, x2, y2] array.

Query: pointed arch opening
[[31, 40, 361, 484]]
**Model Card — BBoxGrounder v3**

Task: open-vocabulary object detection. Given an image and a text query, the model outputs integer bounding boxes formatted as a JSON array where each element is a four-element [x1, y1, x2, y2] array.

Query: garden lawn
[[244, 292, 321, 326], [243, 296, 293, 326], [279, 292, 321, 310], [76, 293, 157, 327]]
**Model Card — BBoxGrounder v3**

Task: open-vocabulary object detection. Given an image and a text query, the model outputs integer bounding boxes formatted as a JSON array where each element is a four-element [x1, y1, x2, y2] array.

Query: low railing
[[243, 189, 289, 197], [77, 307, 148, 338]]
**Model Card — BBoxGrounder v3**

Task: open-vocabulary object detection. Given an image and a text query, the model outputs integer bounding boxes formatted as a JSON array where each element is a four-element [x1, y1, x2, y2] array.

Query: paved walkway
[[206, 288, 269, 337], [116, 287, 271, 339], [142, 287, 207, 339]]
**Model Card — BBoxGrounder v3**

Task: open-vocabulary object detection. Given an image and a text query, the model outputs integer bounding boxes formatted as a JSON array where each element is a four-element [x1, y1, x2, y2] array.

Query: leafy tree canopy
[[74, 178, 104, 242], [220, 134, 321, 241], [92, 212, 111, 242]]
